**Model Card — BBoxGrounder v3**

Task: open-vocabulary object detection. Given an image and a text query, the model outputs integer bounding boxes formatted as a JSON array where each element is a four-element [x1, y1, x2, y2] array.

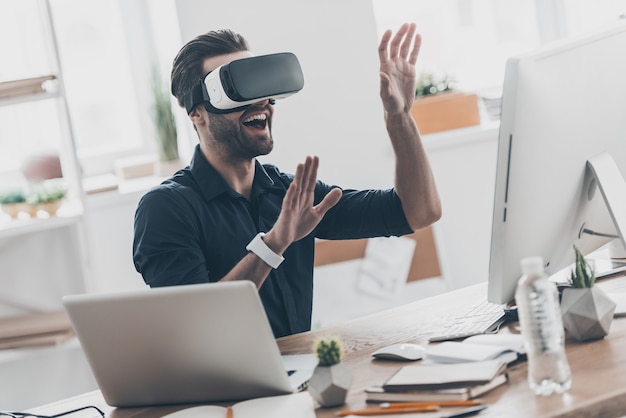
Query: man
[[133, 23, 441, 338]]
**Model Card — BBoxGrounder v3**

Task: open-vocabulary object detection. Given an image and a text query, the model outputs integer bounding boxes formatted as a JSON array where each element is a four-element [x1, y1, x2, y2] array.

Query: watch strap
[[246, 232, 284, 269]]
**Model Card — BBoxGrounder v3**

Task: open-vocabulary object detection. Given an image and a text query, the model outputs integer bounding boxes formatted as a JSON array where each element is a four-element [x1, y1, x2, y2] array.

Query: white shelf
[[0, 200, 83, 240], [422, 121, 500, 152], [0, 90, 61, 108], [0, 74, 59, 107], [0, 336, 79, 363], [0, 0, 92, 314]]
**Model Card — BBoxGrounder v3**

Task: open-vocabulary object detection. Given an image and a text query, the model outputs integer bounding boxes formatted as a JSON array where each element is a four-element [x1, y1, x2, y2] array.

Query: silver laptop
[[62, 281, 316, 407]]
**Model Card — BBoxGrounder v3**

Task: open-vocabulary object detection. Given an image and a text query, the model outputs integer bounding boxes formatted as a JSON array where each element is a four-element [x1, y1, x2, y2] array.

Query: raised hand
[[268, 156, 342, 251], [378, 22, 421, 116]]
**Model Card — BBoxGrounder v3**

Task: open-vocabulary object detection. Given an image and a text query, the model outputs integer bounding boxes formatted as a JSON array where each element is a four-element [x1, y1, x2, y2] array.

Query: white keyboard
[[428, 299, 506, 342]]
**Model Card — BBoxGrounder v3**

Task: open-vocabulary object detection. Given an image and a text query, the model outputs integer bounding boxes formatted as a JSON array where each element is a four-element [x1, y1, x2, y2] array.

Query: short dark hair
[[170, 29, 249, 108]]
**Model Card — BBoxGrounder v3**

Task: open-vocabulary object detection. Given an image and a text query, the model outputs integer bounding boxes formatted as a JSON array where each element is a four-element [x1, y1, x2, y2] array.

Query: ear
[[188, 105, 207, 128]]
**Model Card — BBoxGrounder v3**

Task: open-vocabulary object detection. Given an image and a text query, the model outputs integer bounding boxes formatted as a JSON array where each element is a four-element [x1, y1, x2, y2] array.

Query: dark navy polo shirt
[[133, 145, 413, 337]]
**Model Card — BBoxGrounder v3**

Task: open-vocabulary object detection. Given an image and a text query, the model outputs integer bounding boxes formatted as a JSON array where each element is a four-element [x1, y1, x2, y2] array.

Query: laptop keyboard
[[428, 298, 506, 342]]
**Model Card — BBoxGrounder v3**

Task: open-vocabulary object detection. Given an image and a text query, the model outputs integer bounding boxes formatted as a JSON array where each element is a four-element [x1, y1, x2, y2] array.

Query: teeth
[[243, 113, 267, 123]]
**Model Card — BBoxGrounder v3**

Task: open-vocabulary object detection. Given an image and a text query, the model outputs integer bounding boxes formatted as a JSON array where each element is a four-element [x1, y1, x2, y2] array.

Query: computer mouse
[[371, 343, 426, 361]]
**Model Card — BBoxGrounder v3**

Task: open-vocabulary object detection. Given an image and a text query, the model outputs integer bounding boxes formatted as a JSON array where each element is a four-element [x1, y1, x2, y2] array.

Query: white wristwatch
[[246, 232, 284, 269]]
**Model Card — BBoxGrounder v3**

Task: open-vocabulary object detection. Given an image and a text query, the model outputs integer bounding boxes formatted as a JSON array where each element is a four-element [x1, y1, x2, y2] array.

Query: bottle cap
[[520, 256, 545, 276]]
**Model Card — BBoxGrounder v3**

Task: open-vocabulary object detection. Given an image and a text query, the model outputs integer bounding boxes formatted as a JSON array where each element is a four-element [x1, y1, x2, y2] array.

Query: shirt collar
[[188, 145, 275, 201]]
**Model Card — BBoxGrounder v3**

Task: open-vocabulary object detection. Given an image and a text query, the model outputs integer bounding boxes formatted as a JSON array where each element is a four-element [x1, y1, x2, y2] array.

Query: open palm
[[378, 22, 421, 115], [272, 156, 342, 246]]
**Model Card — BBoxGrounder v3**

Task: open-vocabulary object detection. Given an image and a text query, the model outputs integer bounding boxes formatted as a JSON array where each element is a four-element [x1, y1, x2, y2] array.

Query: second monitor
[[488, 22, 626, 304]]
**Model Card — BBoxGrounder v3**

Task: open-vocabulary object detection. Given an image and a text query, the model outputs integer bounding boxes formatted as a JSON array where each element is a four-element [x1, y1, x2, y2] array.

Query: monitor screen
[[488, 22, 626, 304]]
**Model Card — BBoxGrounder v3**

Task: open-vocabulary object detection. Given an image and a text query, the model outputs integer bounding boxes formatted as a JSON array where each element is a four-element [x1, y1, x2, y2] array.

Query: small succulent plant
[[0, 189, 26, 204], [314, 336, 344, 367], [415, 72, 456, 98], [569, 245, 596, 288], [27, 185, 67, 205]]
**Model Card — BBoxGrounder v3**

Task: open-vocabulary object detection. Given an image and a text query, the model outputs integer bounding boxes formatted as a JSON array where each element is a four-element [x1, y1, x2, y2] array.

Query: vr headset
[[183, 52, 304, 114]]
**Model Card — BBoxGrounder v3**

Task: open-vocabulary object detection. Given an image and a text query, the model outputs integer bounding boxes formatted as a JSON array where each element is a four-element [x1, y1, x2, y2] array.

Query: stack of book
[[366, 359, 508, 403], [0, 310, 75, 350]]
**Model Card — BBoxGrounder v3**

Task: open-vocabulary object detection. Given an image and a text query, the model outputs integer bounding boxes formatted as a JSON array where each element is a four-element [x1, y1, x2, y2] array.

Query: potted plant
[[308, 336, 352, 407], [27, 181, 67, 216], [560, 245, 616, 341], [150, 65, 181, 176], [415, 72, 456, 98], [410, 72, 480, 135], [0, 188, 29, 218]]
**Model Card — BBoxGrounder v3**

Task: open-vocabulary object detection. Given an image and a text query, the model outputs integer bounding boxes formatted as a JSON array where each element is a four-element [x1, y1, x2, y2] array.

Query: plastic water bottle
[[515, 256, 572, 396]]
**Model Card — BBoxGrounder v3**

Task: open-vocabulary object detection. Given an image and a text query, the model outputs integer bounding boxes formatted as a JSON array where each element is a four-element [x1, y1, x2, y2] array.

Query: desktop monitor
[[488, 22, 626, 304]]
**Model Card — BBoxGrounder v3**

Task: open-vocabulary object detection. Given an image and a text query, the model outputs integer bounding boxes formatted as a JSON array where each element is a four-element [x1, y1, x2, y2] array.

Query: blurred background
[[1, 0, 625, 410]]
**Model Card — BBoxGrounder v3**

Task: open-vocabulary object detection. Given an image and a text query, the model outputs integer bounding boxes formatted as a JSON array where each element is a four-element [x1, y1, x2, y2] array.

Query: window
[[0, 0, 181, 184], [49, 0, 182, 176], [0, 0, 61, 184], [50, 0, 145, 166], [4, 1, 625, 187], [372, 0, 626, 96], [372, 0, 541, 95]]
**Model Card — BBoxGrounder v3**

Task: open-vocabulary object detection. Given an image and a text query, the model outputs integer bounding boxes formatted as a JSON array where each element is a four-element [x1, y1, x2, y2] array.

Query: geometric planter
[[1, 202, 37, 218], [561, 286, 616, 342], [37, 199, 64, 216], [308, 362, 352, 407], [1, 202, 26, 218]]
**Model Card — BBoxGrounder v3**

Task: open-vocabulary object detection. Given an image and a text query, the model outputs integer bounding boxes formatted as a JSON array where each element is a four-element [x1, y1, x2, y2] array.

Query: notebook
[[62, 281, 316, 408], [382, 359, 508, 391], [365, 373, 508, 402], [161, 392, 316, 418], [424, 334, 525, 365]]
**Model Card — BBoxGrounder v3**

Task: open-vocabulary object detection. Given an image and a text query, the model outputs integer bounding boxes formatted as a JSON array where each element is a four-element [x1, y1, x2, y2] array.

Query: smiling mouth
[[242, 113, 268, 130]]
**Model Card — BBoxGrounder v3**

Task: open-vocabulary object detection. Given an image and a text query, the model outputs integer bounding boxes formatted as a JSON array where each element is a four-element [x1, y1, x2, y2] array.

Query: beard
[[206, 113, 273, 160]]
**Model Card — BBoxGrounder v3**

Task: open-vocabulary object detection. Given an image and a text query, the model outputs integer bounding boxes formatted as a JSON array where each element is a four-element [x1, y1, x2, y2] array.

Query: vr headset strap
[[183, 82, 208, 114], [183, 81, 256, 115]]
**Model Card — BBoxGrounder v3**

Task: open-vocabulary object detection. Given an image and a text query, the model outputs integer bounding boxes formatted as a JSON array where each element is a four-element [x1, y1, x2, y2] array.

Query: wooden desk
[[27, 278, 626, 418]]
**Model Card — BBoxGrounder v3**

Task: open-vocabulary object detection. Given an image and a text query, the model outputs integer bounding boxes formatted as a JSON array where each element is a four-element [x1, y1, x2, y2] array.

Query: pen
[[380, 400, 482, 408], [336, 404, 439, 416]]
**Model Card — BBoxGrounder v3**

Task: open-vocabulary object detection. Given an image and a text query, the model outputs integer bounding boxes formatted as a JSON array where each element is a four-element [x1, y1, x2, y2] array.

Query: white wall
[[77, 1, 499, 297], [83, 189, 147, 293], [0, 224, 87, 317], [0, 2, 500, 317], [424, 125, 499, 289], [174, 0, 394, 189]]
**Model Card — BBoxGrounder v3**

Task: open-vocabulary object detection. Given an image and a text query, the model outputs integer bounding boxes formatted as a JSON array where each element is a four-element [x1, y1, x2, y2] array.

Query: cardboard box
[[411, 92, 480, 135]]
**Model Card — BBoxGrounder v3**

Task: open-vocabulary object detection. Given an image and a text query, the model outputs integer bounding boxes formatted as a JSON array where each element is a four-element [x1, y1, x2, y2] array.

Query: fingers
[[303, 156, 319, 195], [409, 32, 422, 65], [388, 23, 406, 60], [290, 156, 318, 202], [299, 157, 341, 216], [378, 29, 392, 63], [299, 157, 311, 195], [276, 157, 339, 245], [284, 161, 304, 205], [399, 23, 416, 59], [315, 187, 342, 215], [379, 22, 420, 64]]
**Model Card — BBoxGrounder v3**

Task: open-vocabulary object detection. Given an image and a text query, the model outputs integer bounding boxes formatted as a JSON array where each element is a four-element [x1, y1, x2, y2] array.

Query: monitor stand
[[584, 151, 626, 256]]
